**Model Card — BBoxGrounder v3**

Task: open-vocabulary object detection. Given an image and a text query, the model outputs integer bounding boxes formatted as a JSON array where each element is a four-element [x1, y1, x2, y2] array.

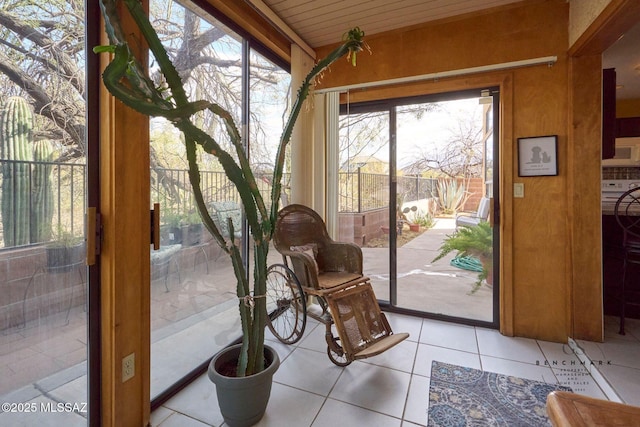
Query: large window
[[148, 0, 291, 400], [0, 1, 90, 425]]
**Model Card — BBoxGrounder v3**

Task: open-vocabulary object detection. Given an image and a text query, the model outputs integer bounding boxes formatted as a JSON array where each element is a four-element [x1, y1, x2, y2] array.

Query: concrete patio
[[363, 217, 493, 322]]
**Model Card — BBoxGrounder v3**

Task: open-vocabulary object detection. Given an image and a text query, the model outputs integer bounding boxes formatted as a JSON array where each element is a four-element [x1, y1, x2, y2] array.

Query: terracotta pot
[[485, 265, 493, 285], [208, 344, 280, 427], [467, 251, 493, 286], [478, 255, 493, 286], [409, 224, 420, 232]]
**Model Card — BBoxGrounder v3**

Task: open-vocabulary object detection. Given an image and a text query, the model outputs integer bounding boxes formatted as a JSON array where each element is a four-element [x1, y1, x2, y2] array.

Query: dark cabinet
[[616, 117, 640, 137], [602, 68, 616, 159], [602, 215, 640, 318]]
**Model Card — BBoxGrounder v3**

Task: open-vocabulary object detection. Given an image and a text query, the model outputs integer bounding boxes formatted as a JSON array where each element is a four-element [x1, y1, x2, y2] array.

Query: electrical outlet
[[122, 353, 135, 382]]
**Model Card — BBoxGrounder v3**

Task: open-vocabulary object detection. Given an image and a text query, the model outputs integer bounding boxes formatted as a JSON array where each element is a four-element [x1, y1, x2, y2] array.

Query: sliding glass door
[[338, 88, 499, 327], [147, 0, 291, 401], [338, 110, 391, 302], [0, 1, 100, 424]]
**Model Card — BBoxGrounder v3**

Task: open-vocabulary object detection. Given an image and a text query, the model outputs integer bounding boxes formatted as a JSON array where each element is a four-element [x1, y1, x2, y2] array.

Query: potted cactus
[[96, 1, 366, 424]]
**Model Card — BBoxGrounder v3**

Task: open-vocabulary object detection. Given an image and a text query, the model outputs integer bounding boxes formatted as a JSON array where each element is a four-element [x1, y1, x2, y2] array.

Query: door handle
[[489, 198, 495, 227], [86, 207, 101, 266], [151, 203, 160, 250]]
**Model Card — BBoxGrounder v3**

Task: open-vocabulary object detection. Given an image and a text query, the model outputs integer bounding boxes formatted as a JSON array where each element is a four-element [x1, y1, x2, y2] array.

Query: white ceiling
[[251, 0, 639, 100], [258, 0, 522, 48]]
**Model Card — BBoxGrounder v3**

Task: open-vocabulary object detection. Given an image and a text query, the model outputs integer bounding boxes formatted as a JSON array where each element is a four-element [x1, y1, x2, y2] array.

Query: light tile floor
[[150, 313, 620, 427], [576, 315, 640, 406], [2, 312, 637, 426]]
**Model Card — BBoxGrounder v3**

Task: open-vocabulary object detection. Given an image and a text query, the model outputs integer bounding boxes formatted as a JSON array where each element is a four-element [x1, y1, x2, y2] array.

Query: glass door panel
[[337, 89, 499, 326], [148, 0, 291, 399], [338, 111, 391, 302], [249, 48, 291, 270], [149, 0, 245, 398], [394, 94, 495, 322], [0, 1, 89, 425]]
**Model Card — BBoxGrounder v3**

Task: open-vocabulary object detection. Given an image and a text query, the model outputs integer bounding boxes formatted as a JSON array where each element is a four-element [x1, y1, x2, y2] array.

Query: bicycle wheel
[[266, 263, 307, 344]]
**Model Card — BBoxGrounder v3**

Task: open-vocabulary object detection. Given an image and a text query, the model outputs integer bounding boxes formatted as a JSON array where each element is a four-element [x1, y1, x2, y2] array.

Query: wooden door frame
[[568, 0, 640, 341], [99, 2, 151, 426]]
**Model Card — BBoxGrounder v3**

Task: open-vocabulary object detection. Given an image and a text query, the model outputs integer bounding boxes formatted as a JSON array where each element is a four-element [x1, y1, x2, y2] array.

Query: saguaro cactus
[[0, 96, 34, 247], [31, 139, 54, 243]]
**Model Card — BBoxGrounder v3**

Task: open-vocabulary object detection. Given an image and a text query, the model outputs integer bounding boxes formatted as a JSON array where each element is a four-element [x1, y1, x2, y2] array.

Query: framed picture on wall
[[517, 135, 558, 177]]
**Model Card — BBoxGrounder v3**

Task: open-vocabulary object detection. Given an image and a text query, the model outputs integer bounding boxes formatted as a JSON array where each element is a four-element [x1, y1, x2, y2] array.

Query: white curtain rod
[[314, 56, 557, 94]]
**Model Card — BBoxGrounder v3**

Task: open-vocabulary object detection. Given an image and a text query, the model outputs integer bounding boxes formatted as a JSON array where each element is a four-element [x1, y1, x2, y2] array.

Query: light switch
[[514, 183, 524, 198]]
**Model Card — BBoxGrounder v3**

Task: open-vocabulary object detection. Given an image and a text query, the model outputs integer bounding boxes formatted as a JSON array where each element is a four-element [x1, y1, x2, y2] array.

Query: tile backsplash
[[602, 167, 640, 180]]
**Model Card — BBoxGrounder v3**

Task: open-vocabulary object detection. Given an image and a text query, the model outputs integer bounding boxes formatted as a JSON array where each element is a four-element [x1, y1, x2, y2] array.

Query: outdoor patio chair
[[151, 244, 182, 292], [210, 201, 242, 240], [455, 196, 490, 228]]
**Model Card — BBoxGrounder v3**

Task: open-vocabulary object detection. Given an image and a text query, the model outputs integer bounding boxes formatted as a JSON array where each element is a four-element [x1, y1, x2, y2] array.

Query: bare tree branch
[[0, 9, 84, 94], [0, 52, 85, 151]]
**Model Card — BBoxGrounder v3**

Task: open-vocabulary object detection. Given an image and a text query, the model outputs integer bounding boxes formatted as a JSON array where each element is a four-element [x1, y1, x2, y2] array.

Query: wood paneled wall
[[568, 54, 604, 341], [315, 0, 583, 343]]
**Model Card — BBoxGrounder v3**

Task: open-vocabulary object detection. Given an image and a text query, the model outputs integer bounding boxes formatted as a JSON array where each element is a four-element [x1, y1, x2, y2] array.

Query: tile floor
[[2, 312, 638, 426], [575, 315, 640, 406], [150, 313, 615, 427]]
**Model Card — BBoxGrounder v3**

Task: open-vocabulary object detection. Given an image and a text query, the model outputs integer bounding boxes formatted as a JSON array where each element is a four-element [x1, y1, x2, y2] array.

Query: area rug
[[428, 361, 572, 427]]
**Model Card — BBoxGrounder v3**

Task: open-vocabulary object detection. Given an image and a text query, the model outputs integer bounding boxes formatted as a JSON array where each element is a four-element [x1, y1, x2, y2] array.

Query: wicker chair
[[274, 204, 365, 292], [271, 204, 409, 365]]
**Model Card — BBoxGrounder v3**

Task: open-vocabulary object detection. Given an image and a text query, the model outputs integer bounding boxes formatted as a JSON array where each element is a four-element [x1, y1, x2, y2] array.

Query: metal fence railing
[[0, 159, 440, 248], [338, 169, 438, 213], [151, 168, 292, 224]]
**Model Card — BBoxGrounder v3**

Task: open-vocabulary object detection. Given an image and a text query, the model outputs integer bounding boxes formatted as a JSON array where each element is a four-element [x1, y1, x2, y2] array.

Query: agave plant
[[436, 178, 467, 215], [96, 0, 365, 376]]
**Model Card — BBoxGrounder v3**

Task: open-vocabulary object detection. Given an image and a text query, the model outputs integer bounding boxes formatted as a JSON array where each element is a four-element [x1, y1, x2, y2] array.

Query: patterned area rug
[[428, 361, 572, 427]]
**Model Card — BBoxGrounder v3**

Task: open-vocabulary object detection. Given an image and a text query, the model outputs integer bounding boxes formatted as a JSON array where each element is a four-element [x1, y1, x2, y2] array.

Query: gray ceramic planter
[[208, 343, 280, 427]]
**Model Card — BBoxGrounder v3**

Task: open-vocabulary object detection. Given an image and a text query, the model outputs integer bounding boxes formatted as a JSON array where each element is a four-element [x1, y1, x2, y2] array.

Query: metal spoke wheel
[[266, 263, 307, 344], [327, 333, 351, 367]]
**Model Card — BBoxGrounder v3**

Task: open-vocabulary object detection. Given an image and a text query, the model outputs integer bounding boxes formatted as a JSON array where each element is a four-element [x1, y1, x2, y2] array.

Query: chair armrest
[[455, 215, 481, 228], [209, 201, 242, 239], [278, 248, 320, 289], [318, 242, 363, 274], [455, 210, 478, 219]]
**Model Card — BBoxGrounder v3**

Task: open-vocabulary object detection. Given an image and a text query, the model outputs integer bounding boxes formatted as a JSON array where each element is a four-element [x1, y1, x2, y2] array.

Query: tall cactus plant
[[0, 96, 34, 247], [96, 0, 366, 376], [31, 139, 55, 243]]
